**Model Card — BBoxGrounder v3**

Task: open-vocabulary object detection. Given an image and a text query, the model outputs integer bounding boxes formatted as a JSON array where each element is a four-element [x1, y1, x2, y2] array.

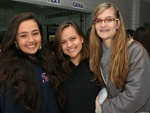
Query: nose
[[67, 41, 72, 47], [28, 34, 34, 42], [100, 21, 107, 27]]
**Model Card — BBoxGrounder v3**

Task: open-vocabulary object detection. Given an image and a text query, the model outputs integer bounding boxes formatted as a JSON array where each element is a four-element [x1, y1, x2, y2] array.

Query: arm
[[95, 95, 102, 113], [101, 43, 150, 113], [95, 95, 108, 113], [0, 88, 26, 113]]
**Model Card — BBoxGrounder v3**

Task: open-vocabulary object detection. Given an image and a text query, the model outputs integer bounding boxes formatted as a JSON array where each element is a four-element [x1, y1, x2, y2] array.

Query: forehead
[[61, 26, 78, 39], [97, 7, 116, 19], [17, 19, 39, 33]]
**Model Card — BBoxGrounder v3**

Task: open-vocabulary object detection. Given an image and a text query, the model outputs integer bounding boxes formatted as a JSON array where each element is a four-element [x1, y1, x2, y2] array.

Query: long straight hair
[[90, 3, 130, 88]]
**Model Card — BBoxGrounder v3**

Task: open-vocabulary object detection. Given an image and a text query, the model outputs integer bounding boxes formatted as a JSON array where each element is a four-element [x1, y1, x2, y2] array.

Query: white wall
[[1, 0, 150, 33], [9, 0, 134, 31], [40, 0, 133, 29]]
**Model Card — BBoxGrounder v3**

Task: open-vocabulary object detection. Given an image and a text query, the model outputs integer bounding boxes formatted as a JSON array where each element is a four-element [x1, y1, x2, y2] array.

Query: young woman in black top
[[52, 20, 100, 113]]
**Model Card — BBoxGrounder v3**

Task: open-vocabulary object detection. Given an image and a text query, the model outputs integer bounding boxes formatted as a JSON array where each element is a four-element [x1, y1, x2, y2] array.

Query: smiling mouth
[[100, 29, 110, 32], [27, 44, 36, 48], [68, 48, 75, 52]]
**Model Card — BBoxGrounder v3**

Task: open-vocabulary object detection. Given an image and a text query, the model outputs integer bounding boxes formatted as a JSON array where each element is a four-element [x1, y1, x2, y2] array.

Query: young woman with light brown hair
[[90, 2, 150, 113]]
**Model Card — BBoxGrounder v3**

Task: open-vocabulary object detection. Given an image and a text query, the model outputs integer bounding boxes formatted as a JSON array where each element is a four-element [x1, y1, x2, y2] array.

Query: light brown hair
[[90, 3, 130, 88], [52, 20, 89, 79]]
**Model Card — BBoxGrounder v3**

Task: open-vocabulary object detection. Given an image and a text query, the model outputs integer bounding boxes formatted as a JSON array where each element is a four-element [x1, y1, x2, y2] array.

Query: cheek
[[95, 25, 99, 31], [112, 25, 117, 33], [78, 41, 83, 50], [113, 23, 118, 29], [37, 36, 42, 43], [17, 39, 27, 52], [17, 39, 26, 47], [61, 45, 66, 52], [95, 25, 100, 35]]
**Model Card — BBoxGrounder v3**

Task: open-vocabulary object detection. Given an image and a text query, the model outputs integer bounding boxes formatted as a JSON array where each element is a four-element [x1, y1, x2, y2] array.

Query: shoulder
[[127, 41, 150, 68], [128, 41, 144, 52], [127, 41, 145, 59]]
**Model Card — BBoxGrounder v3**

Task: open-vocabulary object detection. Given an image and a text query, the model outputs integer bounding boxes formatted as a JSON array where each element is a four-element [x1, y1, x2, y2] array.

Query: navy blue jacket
[[0, 59, 61, 113]]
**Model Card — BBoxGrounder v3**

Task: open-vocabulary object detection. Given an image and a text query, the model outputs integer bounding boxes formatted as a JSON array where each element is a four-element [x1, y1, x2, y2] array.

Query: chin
[[101, 37, 109, 40]]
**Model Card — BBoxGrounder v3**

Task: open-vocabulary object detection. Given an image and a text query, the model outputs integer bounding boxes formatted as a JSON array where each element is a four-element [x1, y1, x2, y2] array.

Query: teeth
[[28, 45, 35, 47], [100, 30, 110, 32], [69, 48, 75, 52]]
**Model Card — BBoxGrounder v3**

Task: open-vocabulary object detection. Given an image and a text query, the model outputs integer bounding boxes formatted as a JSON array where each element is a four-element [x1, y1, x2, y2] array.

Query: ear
[[117, 20, 120, 29], [81, 36, 84, 43]]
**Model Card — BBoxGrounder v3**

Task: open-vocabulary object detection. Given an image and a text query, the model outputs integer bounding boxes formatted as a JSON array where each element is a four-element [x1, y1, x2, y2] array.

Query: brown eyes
[[61, 37, 76, 44], [19, 32, 39, 38]]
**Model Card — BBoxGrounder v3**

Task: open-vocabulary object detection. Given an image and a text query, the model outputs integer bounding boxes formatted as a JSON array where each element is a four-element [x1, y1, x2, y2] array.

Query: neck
[[70, 54, 81, 66], [71, 59, 80, 66], [103, 39, 113, 48], [29, 55, 36, 60]]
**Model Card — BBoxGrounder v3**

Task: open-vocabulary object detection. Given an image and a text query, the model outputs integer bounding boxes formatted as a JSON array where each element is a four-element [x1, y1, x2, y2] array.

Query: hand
[[95, 94, 100, 108], [95, 94, 108, 108]]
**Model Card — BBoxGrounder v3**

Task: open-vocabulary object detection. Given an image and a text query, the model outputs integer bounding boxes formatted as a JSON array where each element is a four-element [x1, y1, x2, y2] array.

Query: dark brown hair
[[0, 12, 65, 112], [134, 26, 150, 57]]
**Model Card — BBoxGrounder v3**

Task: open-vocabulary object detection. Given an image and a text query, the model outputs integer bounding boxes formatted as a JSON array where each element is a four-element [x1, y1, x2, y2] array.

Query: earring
[[15, 44, 19, 49], [39, 44, 42, 50]]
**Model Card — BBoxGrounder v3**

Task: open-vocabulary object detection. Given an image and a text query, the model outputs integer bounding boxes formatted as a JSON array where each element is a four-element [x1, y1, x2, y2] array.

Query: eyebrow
[[61, 35, 76, 41], [18, 29, 39, 35], [96, 16, 114, 19], [69, 35, 76, 38]]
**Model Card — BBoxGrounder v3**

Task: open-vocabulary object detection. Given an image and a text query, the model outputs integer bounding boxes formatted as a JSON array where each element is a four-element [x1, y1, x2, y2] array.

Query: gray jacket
[[99, 42, 150, 113]]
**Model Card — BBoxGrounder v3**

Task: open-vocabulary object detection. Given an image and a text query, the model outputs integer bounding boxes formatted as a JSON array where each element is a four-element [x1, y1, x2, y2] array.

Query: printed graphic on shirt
[[42, 73, 49, 83]]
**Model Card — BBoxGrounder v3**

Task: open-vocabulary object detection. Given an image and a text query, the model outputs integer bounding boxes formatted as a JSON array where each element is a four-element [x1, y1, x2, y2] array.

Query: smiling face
[[95, 7, 120, 47], [61, 26, 84, 64], [16, 19, 41, 59]]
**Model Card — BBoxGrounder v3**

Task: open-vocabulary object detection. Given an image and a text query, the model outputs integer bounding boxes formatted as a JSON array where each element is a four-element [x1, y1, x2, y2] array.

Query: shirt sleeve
[[95, 106, 102, 113], [101, 43, 150, 113], [0, 87, 26, 113]]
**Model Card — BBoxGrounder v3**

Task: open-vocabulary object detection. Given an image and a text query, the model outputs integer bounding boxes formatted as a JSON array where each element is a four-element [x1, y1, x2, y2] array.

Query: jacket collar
[[101, 42, 113, 70]]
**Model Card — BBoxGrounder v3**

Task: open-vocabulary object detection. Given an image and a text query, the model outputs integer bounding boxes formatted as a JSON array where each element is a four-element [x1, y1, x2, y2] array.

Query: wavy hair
[[0, 12, 65, 112], [52, 20, 89, 79], [90, 3, 130, 88]]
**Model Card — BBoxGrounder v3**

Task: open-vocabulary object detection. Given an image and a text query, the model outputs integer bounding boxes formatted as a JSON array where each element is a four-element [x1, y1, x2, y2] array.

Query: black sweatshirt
[[63, 61, 100, 113]]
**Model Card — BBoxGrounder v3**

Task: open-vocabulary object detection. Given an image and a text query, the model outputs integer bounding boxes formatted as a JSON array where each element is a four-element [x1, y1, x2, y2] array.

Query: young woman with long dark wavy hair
[[0, 12, 65, 113]]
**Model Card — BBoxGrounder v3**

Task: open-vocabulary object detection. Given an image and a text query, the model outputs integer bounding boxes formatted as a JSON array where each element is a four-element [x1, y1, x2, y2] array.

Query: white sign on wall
[[47, 0, 61, 5], [72, 1, 84, 9]]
